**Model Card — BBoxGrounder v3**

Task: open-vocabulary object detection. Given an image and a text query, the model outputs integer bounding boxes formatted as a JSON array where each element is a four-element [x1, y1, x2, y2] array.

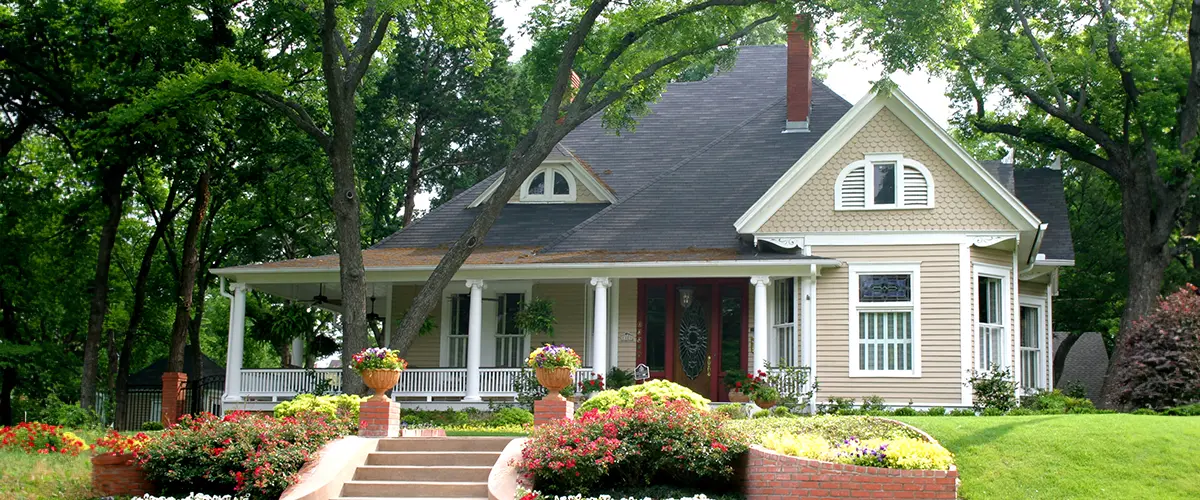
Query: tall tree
[[391, 0, 814, 353], [839, 0, 1200, 404]]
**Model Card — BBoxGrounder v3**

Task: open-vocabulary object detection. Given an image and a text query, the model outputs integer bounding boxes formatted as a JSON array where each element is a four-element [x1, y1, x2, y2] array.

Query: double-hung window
[[494, 293, 526, 367], [977, 273, 1006, 371], [771, 278, 797, 366], [1019, 301, 1046, 390], [850, 264, 920, 376], [447, 294, 470, 367]]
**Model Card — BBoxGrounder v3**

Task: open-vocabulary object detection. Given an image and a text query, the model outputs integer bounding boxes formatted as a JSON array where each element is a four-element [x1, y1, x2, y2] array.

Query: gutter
[[211, 257, 844, 276]]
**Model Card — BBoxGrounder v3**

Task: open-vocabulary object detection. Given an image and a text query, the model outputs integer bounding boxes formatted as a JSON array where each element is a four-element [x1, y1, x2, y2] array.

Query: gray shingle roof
[[374, 45, 1073, 262]]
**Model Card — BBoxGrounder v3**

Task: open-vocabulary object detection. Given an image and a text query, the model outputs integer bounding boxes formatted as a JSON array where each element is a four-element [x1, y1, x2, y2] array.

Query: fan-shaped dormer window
[[835, 154, 934, 210], [521, 166, 576, 202]]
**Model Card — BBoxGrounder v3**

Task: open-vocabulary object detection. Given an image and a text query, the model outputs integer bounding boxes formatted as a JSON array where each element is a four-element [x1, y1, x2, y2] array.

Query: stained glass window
[[859, 274, 911, 302]]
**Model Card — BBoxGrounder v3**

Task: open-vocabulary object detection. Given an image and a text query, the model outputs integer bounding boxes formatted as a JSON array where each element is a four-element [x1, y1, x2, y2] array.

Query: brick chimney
[[786, 16, 812, 132]]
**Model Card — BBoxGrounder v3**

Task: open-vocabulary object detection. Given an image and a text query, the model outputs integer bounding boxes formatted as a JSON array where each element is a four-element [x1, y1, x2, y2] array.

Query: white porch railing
[[237, 367, 594, 402]]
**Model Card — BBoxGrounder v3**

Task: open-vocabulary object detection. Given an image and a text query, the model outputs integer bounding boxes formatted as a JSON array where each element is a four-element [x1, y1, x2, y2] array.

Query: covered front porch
[[213, 250, 835, 410]]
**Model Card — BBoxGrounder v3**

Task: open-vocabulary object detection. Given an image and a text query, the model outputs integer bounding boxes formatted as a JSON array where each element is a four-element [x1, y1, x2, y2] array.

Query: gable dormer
[[834, 153, 934, 210], [469, 144, 616, 207]]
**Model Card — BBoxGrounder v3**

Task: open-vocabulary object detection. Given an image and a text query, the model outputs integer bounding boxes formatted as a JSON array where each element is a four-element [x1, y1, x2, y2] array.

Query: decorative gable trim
[[734, 88, 1041, 234], [468, 147, 616, 208]]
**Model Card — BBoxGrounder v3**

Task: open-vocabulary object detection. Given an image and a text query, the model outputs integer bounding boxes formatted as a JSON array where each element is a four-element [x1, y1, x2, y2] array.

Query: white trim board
[[846, 262, 923, 378]]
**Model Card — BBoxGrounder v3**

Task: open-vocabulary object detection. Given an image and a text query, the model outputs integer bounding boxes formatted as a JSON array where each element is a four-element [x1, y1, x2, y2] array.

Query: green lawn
[[896, 415, 1200, 499], [0, 446, 95, 500]]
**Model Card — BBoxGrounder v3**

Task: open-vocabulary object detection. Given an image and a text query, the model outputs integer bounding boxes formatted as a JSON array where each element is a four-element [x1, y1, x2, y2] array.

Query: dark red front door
[[637, 279, 748, 401]]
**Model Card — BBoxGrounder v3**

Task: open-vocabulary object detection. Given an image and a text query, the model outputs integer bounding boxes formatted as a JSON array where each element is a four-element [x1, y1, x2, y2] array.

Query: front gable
[[759, 107, 1015, 233], [736, 89, 1041, 239]]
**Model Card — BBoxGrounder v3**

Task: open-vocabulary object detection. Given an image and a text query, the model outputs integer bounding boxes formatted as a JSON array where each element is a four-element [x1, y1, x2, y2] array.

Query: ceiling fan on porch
[[367, 296, 382, 323], [310, 284, 330, 306]]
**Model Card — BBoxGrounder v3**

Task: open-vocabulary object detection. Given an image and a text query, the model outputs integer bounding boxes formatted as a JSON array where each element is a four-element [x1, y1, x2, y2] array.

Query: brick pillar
[[534, 396, 574, 427], [358, 399, 401, 437], [161, 372, 187, 426]]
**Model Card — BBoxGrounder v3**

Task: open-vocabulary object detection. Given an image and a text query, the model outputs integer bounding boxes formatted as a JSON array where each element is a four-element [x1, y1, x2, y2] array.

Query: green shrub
[[1162, 403, 1200, 416], [761, 432, 954, 470], [981, 407, 1004, 416], [925, 406, 946, 416], [769, 405, 796, 417], [37, 397, 103, 429], [892, 406, 919, 417], [949, 408, 976, 417], [861, 395, 887, 413], [726, 415, 924, 443], [1006, 408, 1035, 416], [141, 421, 165, 431], [577, 379, 709, 413], [1023, 389, 1096, 414], [273, 394, 363, 425], [490, 407, 533, 426], [1132, 408, 1159, 415], [969, 368, 1018, 412], [607, 367, 636, 390], [821, 397, 856, 415], [836, 408, 863, 416], [401, 409, 474, 426], [713, 404, 748, 420], [1064, 380, 1089, 399]]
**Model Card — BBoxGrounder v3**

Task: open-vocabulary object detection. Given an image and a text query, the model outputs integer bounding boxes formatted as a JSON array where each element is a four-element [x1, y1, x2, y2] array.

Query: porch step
[[366, 451, 502, 466], [339, 480, 489, 498], [338, 437, 515, 499], [376, 436, 512, 452], [353, 465, 492, 482]]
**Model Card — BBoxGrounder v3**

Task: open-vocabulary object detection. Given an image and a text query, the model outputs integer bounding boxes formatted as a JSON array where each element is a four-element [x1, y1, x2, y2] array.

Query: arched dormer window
[[835, 153, 934, 210], [520, 166, 576, 202]]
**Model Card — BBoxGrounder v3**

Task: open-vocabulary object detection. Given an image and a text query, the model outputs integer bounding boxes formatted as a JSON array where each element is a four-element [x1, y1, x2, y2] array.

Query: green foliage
[[1006, 408, 1036, 416], [713, 404, 749, 420], [514, 298, 556, 337], [860, 395, 887, 413], [981, 407, 1005, 417], [606, 367, 635, 390], [141, 421, 165, 431], [1064, 380, 1089, 400], [820, 397, 858, 415], [38, 398, 103, 429], [490, 407, 534, 427], [1162, 403, 1200, 416], [1132, 408, 1160, 415], [949, 409, 976, 417], [1021, 390, 1097, 415], [893, 406, 919, 417], [1115, 285, 1200, 410], [577, 379, 710, 414], [273, 394, 364, 425], [767, 363, 818, 411], [969, 368, 1019, 412], [726, 415, 924, 443], [925, 406, 946, 416]]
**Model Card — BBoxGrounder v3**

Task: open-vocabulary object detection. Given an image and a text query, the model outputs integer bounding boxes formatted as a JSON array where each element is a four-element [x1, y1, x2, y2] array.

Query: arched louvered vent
[[902, 165, 929, 207], [835, 157, 934, 210], [836, 165, 867, 209]]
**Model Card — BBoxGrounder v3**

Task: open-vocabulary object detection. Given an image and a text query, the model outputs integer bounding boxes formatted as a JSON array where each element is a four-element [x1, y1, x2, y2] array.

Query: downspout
[[1024, 223, 1048, 269]]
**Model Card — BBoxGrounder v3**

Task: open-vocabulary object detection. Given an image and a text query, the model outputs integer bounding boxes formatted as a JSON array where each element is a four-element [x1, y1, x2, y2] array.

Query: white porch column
[[590, 278, 611, 382], [290, 336, 304, 367], [751, 276, 771, 374], [464, 279, 486, 402], [223, 283, 248, 402]]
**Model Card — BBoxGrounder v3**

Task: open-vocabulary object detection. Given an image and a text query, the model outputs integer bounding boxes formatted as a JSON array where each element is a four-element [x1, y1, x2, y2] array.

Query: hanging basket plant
[[514, 297, 556, 336]]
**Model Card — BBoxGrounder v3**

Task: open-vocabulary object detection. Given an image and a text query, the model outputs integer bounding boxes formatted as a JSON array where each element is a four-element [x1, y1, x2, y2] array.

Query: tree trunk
[[105, 328, 117, 393], [0, 286, 19, 425], [189, 271, 213, 381], [328, 96, 368, 395], [81, 163, 129, 410], [1100, 175, 1174, 407], [167, 172, 211, 373], [401, 120, 423, 227]]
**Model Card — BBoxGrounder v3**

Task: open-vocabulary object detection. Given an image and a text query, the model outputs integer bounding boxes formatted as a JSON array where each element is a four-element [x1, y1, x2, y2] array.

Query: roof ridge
[[538, 94, 789, 254]]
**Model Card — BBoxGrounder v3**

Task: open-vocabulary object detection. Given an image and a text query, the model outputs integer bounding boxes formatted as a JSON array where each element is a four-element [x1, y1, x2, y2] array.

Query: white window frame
[[439, 281, 533, 367], [1018, 296, 1048, 392], [848, 262, 922, 377], [441, 293, 471, 368], [519, 166, 576, 203], [974, 263, 1010, 372], [768, 277, 798, 367], [834, 153, 935, 210]]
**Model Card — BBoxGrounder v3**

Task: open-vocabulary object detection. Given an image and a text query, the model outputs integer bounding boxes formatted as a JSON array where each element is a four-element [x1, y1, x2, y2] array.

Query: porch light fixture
[[678, 286, 695, 309]]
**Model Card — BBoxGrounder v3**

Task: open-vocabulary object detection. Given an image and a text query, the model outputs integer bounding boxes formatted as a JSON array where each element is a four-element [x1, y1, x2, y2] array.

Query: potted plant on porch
[[579, 374, 605, 400], [526, 344, 582, 400], [350, 347, 408, 401], [724, 370, 752, 403], [746, 370, 780, 409]]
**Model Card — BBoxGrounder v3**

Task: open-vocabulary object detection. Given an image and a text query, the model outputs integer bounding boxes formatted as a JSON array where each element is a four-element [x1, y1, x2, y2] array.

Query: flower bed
[[517, 397, 744, 496], [137, 411, 350, 500], [0, 422, 90, 455]]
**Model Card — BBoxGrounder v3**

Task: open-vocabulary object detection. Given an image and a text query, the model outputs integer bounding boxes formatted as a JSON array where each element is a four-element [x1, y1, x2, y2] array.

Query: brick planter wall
[[92, 452, 155, 497], [358, 399, 401, 437], [743, 446, 958, 500], [533, 397, 573, 427]]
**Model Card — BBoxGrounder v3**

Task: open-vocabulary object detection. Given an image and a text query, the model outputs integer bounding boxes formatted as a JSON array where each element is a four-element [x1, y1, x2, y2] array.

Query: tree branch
[[540, 0, 614, 125], [348, 8, 392, 87], [972, 117, 1115, 174], [1014, 0, 1068, 109], [228, 84, 331, 149], [1179, 0, 1200, 151]]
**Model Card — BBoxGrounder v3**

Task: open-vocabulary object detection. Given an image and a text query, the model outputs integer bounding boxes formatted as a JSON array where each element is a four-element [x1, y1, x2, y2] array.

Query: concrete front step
[[340, 480, 489, 498], [365, 451, 502, 466], [375, 437, 513, 452], [353, 465, 492, 482]]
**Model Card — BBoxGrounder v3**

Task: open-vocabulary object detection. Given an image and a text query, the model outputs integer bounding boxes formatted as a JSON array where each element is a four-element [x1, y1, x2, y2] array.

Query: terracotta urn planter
[[755, 398, 777, 409], [361, 369, 402, 401], [535, 367, 574, 400], [728, 389, 750, 403]]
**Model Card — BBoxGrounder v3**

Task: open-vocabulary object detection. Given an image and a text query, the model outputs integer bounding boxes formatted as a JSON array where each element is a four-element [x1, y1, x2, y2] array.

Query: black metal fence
[[184, 375, 225, 416], [112, 375, 226, 431]]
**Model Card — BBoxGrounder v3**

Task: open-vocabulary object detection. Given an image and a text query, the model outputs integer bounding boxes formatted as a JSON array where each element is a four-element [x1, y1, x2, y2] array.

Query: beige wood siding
[[761, 108, 1015, 233], [971, 247, 1017, 371], [1019, 279, 1049, 297], [390, 284, 442, 367], [812, 244, 962, 404], [617, 279, 638, 371], [531, 283, 590, 360], [1018, 279, 1052, 389]]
